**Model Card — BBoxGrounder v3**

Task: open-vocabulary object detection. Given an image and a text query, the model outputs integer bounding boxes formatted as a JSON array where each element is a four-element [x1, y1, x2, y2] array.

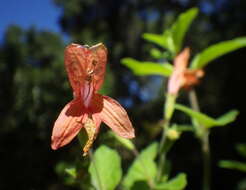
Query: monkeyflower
[[168, 48, 204, 95], [51, 43, 135, 155]]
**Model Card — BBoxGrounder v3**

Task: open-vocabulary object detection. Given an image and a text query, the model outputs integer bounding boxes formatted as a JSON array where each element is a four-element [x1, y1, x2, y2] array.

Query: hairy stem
[[189, 89, 211, 190]]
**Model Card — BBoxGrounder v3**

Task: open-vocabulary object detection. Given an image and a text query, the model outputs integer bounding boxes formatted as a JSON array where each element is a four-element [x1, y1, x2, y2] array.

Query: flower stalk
[[189, 89, 211, 190]]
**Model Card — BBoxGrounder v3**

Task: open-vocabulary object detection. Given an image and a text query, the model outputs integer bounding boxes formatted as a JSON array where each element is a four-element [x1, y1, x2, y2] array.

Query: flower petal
[[99, 95, 135, 139], [51, 99, 87, 150], [168, 48, 190, 95], [89, 43, 108, 92]]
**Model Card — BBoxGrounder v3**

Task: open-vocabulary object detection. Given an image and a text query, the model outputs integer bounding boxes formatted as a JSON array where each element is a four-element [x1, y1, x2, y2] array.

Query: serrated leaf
[[175, 104, 239, 128], [121, 58, 173, 76], [171, 8, 198, 53], [155, 173, 187, 190], [89, 145, 122, 190], [219, 160, 246, 172], [191, 37, 246, 69], [123, 143, 158, 189]]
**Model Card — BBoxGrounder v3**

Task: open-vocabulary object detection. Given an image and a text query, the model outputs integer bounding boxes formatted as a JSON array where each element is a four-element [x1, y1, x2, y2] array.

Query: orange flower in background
[[51, 43, 135, 156], [168, 48, 204, 95]]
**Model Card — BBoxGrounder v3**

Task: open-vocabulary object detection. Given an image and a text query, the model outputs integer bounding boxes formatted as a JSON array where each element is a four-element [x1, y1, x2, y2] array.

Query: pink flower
[[51, 43, 135, 155], [168, 48, 204, 95]]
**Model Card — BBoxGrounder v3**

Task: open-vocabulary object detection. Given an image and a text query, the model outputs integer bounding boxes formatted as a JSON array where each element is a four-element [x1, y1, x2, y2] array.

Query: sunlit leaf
[[191, 37, 246, 69], [150, 48, 166, 59], [143, 8, 198, 55], [175, 104, 239, 128], [219, 160, 246, 172], [89, 145, 122, 190], [121, 58, 173, 76], [171, 8, 198, 53], [142, 33, 168, 48], [143, 30, 176, 54], [155, 173, 187, 190], [123, 143, 158, 189]]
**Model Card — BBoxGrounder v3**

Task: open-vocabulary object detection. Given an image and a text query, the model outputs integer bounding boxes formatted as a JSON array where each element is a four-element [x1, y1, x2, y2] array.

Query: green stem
[[157, 120, 171, 181], [201, 130, 211, 190], [189, 89, 211, 190]]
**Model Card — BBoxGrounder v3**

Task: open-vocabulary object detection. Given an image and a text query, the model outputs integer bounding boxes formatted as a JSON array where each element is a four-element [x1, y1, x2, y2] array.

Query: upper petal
[[51, 99, 87, 150], [89, 43, 108, 92], [99, 95, 135, 139]]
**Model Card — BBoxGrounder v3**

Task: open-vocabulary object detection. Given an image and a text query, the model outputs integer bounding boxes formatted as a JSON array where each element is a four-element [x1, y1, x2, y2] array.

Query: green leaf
[[121, 58, 173, 76], [89, 145, 122, 190], [175, 104, 239, 128], [236, 144, 246, 158], [150, 48, 166, 59], [142, 33, 168, 49], [65, 167, 77, 178], [219, 160, 246, 172], [171, 8, 198, 53], [143, 8, 198, 55], [143, 30, 176, 54], [171, 124, 194, 132], [109, 131, 136, 151], [216, 110, 239, 125], [123, 143, 158, 189], [155, 173, 187, 190], [191, 37, 246, 69]]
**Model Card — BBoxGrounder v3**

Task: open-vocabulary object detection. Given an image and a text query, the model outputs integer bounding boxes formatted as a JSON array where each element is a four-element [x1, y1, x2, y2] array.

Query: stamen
[[83, 118, 97, 156]]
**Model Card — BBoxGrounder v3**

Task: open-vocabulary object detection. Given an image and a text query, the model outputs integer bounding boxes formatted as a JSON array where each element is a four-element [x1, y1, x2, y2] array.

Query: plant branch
[[157, 120, 170, 181], [189, 89, 211, 190]]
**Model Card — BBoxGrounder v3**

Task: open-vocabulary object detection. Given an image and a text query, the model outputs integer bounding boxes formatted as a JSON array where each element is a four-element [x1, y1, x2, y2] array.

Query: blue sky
[[0, 0, 62, 42]]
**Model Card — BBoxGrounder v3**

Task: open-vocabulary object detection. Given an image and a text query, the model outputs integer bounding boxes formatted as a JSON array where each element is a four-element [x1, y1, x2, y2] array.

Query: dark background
[[0, 0, 246, 189]]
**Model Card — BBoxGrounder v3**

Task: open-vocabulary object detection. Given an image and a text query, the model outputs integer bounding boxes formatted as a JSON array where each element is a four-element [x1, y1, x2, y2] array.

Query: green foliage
[[109, 131, 136, 151], [65, 167, 77, 178], [121, 57, 173, 76], [219, 160, 246, 172], [219, 143, 246, 173], [191, 37, 246, 69], [236, 144, 246, 158], [89, 145, 122, 190], [55, 161, 77, 185], [170, 8, 198, 54], [155, 173, 187, 190], [175, 104, 239, 128], [143, 8, 198, 55], [123, 143, 158, 189], [150, 48, 170, 59], [165, 94, 177, 120]]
